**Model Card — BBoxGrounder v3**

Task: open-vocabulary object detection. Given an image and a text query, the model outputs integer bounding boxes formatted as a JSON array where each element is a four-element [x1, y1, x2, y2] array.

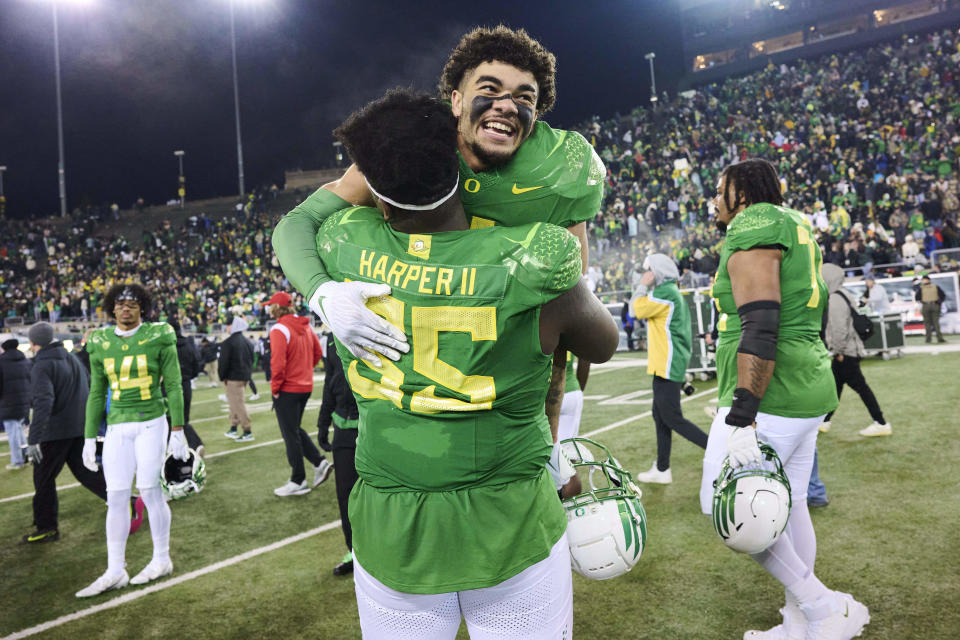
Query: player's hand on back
[[310, 281, 409, 367]]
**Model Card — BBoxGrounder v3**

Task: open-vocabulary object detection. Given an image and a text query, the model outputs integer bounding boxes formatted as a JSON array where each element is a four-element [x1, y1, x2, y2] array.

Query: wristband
[[726, 387, 761, 427]]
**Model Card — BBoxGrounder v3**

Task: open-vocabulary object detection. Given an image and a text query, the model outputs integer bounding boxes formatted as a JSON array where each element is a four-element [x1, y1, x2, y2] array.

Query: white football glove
[[168, 429, 189, 461], [82, 438, 99, 472], [726, 426, 762, 468], [547, 441, 576, 490], [309, 281, 409, 367]]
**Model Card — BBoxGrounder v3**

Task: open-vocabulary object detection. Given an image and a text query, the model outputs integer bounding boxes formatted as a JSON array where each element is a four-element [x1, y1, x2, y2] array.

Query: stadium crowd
[[0, 191, 295, 331], [577, 28, 960, 296], [2, 28, 959, 322]]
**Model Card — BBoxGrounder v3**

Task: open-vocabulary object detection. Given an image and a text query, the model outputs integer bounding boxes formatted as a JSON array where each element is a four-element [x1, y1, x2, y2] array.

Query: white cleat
[[744, 596, 806, 639], [634, 461, 672, 484], [818, 421, 831, 434], [858, 422, 891, 437], [76, 570, 130, 598], [804, 592, 869, 640], [130, 560, 173, 585], [274, 480, 310, 497], [249, 393, 260, 401], [313, 459, 334, 487]]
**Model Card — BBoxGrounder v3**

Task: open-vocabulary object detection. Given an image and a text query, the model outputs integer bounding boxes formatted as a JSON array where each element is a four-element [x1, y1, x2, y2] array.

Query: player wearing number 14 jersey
[[699, 160, 867, 640], [76, 284, 186, 598], [314, 89, 618, 639]]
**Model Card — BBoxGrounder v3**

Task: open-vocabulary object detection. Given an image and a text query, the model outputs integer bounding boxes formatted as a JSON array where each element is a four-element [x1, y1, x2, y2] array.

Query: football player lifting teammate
[[700, 159, 869, 640], [314, 88, 618, 639], [272, 25, 605, 447], [76, 283, 188, 598]]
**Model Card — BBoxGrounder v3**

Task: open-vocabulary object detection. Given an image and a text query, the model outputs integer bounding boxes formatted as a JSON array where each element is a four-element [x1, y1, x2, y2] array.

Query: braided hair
[[720, 158, 784, 213]]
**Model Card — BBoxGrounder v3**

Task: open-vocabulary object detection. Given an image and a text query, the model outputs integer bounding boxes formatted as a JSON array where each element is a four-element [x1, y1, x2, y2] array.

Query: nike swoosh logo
[[511, 184, 544, 195], [503, 223, 542, 249], [27, 533, 51, 542], [138, 339, 151, 345]]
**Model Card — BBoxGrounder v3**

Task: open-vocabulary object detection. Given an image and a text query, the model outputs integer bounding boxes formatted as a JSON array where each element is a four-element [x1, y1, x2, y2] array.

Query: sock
[[140, 486, 172, 565], [788, 573, 835, 620], [106, 489, 131, 575]]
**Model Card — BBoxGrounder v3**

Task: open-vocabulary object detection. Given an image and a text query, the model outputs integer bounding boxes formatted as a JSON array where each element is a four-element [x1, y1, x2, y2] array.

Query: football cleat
[[713, 443, 791, 554], [560, 437, 647, 580], [130, 560, 173, 585], [76, 570, 130, 598], [274, 480, 310, 497], [805, 592, 869, 640], [313, 459, 333, 487], [160, 448, 206, 500], [334, 552, 354, 576], [744, 594, 806, 639]]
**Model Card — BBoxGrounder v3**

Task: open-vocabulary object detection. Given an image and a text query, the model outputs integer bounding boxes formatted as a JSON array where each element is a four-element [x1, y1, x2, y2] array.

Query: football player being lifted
[[76, 283, 189, 598], [701, 159, 869, 640], [312, 88, 618, 639], [273, 26, 605, 459]]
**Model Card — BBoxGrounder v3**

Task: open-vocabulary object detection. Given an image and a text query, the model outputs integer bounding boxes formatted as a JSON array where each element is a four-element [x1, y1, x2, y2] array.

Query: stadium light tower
[[0, 166, 6, 218], [43, 0, 94, 218], [644, 52, 657, 105], [229, 0, 246, 198], [174, 150, 186, 208]]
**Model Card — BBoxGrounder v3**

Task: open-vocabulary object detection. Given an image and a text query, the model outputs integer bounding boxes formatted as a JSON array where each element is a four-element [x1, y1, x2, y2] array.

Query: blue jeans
[[4, 419, 26, 466], [807, 448, 828, 504]]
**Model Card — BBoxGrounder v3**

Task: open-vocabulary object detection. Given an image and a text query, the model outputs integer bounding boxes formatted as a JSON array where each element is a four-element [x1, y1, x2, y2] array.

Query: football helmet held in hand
[[712, 442, 791, 554], [160, 448, 206, 500], [560, 437, 647, 580]]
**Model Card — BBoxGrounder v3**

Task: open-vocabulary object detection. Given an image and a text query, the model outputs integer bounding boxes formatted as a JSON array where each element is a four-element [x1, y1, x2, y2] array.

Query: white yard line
[[3, 520, 342, 640], [3, 386, 718, 637]]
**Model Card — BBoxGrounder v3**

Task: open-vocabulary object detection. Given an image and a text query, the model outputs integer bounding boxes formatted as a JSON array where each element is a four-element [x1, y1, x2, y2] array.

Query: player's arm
[[276, 164, 407, 364], [269, 329, 287, 397], [540, 278, 619, 365], [160, 342, 185, 428], [726, 248, 782, 427], [562, 221, 592, 390], [545, 223, 590, 433], [84, 351, 108, 438]]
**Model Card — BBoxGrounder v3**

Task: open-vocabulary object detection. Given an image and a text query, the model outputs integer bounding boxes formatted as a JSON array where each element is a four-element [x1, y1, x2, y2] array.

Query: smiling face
[[114, 300, 142, 330], [451, 60, 538, 171]]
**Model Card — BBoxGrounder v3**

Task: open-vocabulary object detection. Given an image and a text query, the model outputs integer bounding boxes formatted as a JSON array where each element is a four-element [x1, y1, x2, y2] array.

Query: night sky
[[0, 0, 683, 218]]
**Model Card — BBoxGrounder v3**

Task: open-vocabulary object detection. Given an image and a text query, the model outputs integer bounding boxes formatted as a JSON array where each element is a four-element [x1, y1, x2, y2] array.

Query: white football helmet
[[560, 437, 647, 580], [712, 443, 791, 554], [160, 448, 206, 500]]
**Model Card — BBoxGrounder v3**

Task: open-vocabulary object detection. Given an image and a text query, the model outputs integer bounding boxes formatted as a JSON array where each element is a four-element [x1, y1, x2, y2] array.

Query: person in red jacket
[[262, 292, 333, 497]]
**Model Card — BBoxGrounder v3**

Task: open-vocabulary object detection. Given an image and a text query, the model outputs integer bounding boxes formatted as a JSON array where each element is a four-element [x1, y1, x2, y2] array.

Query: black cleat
[[23, 528, 60, 544], [333, 560, 354, 576]]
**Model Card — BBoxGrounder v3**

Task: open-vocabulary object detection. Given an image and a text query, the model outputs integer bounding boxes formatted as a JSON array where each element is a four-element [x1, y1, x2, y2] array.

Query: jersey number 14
[[104, 355, 153, 401]]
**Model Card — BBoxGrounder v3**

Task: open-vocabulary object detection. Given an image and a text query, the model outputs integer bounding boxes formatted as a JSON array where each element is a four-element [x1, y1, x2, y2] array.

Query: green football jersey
[[459, 120, 605, 231], [85, 322, 184, 437], [712, 203, 838, 418], [275, 120, 604, 300], [316, 206, 581, 594]]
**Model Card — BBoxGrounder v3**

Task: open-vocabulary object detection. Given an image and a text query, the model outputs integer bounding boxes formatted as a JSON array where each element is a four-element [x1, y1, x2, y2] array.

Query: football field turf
[[1, 345, 958, 639]]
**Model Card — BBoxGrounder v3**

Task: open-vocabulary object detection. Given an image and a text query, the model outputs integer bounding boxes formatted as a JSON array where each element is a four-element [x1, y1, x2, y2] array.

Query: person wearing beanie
[[630, 253, 709, 484], [1, 338, 31, 470], [219, 315, 254, 441], [77, 283, 186, 597], [262, 291, 330, 496], [23, 322, 108, 544]]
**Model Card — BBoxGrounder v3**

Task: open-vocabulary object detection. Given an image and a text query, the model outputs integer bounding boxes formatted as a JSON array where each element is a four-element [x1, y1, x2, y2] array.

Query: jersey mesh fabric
[[317, 209, 580, 594], [712, 203, 838, 418], [85, 322, 184, 436], [458, 121, 604, 229]]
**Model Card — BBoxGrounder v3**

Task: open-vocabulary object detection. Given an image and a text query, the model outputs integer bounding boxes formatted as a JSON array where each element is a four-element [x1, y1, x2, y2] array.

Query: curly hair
[[334, 88, 458, 208], [103, 283, 152, 320], [439, 25, 557, 115], [721, 158, 784, 212]]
